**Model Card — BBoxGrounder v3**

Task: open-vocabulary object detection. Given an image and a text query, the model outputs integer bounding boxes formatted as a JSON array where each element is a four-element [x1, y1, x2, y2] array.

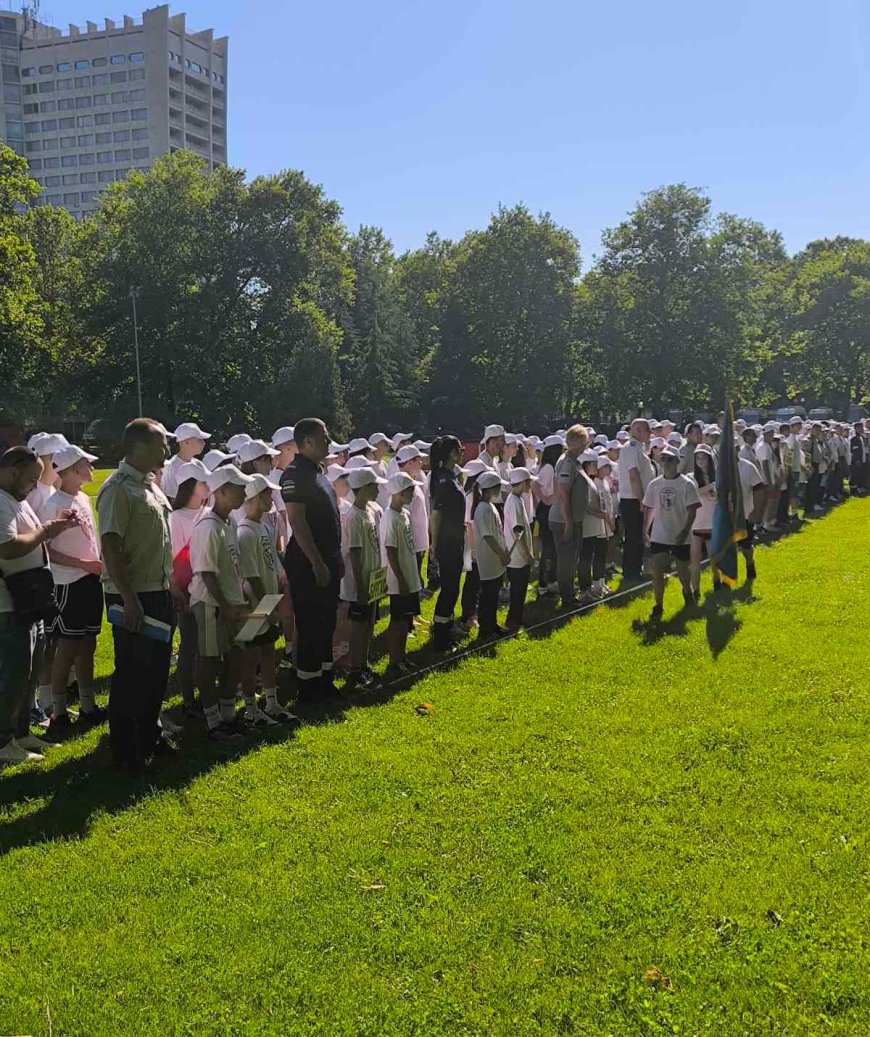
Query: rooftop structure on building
[[0, 4, 227, 219]]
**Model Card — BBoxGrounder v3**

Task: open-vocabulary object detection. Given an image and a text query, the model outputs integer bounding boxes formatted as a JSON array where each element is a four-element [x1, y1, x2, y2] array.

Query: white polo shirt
[[618, 438, 654, 500], [0, 489, 45, 613]]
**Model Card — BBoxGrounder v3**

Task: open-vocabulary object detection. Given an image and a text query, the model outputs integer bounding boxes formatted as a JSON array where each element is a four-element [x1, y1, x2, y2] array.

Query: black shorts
[[389, 592, 421, 623], [650, 541, 690, 562], [248, 623, 281, 648], [741, 522, 755, 548], [50, 573, 104, 639], [345, 599, 377, 624]]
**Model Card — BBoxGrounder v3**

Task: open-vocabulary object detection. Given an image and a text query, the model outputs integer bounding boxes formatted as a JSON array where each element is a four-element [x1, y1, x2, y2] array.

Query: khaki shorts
[[192, 601, 241, 659]]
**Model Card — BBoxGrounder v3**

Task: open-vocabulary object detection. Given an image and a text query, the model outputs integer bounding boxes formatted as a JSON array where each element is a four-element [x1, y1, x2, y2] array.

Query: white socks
[[243, 694, 259, 719], [79, 686, 96, 713], [204, 704, 222, 730], [219, 698, 236, 723], [264, 688, 278, 709], [38, 684, 52, 711]]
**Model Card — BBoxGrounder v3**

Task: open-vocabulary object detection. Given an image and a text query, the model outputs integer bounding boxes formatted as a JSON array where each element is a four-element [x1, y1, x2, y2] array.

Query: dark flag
[[710, 400, 747, 587]]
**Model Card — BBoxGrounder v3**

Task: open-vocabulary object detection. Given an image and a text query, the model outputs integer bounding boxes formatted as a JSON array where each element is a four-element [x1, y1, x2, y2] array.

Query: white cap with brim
[[175, 459, 209, 485], [705, 425, 721, 436], [789, 415, 803, 425], [30, 433, 69, 456], [397, 444, 423, 463], [508, 466, 537, 484], [348, 468, 388, 490], [173, 422, 210, 442], [238, 439, 279, 463], [543, 434, 564, 448], [347, 437, 372, 454], [53, 444, 98, 471], [594, 434, 608, 446], [325, 465, 350, 484], [245, 473, 281, 500], [345, 456, 376, 471], [226, 434, 252, 453], [388, 472, 417, 495], [483, 424, 506, 441], [607, 440, 621, 450], [202, 449, 236, 472], [694, 444, 715, 457], [762, 421, 778, 432], [413, 440, 433, 452], [329, 441, 350, 453], [207, 465, 254, 493], [650, 437, 666, 448], [459, 459, 490, 477], [477, 471, 505, 491], [390, 432, 413, 451], [271, 426, 295, 448], [667, 432, 683, 446], [660, 447, 680, 460], [597, 456, 614, 469], [579, 451, 600, 465], [368, 432, 390, 447], [616, 431, 629, 442]]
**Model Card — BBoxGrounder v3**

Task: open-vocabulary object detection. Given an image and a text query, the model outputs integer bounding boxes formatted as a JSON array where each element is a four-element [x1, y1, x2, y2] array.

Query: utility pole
[[130, 287, 143, 417]]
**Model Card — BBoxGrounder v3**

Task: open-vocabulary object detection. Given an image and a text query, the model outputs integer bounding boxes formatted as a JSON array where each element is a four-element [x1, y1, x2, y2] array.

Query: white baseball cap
[[483, 424, 506, 441], [368, 432, 391, 447], [543, 434, 564, 448], [53, 444, 98, 471], [459, 459, 490, 477], [607, 440, 621, 450], [29, 433, 69, 456], [390, 432, 413, 451], [173, 422, 210, 442], [477, 471, 504, 491], [244, 473, 281, 500], [396, 444, 423, 463], [226, 433, 252, 453], [238, 439, 279, 463], [579, 450, 600, 465], [202, 449, 236, 472], [789, 415, 803, 425], [175, 459, 209, 484], [667, 432, 683, 446], [508, 466, 537, 484], [348, 467, 387, 490], [207, 465, 254, 492], [329, 441, 350, 454], [325, 465, 350, 484], [597, 455, 614, 469], [594, 434, 608, 446], [616, 430, 629, 443], [695, 443, 715, 457], [413, 440, 433, 452], [347, 437, 372, 455], [650, 437, 666, 448], [762, 421, 778, 433], [271, 426, 295, 448], [345, 456, 376, 470], [660, 447, 680, 460], [387, 472, 417, 494]]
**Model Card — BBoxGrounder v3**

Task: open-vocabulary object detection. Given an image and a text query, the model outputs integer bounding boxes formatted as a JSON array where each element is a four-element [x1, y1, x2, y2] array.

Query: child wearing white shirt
[[503, 468, 535, 630], [381, 474, 422, 677], [473, 472, 510, 638]]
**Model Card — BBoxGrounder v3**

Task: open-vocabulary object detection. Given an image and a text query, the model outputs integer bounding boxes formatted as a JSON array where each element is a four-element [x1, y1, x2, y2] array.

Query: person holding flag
[[710, 402, 749, 589]]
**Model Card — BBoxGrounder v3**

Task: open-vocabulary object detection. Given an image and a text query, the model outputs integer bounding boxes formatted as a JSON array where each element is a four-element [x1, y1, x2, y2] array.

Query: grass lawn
[[1, 490, 869, 1035]]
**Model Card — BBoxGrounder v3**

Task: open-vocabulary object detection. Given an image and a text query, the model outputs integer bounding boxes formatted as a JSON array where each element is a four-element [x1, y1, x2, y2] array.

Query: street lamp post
[[130, 286, 142, 418]]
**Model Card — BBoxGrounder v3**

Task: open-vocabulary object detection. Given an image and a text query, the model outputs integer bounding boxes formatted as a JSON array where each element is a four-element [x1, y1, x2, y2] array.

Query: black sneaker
[[66, 680, 80, 703], [78, 705, 108, 725], [29, 705, 50, 727], [182, 701, 205, 720], [207, 722, 244, 743], [650, 605, 664, 622], [46, 712, 77, 739], [746, 566, 757, 580], [278, 654, 296, 671]]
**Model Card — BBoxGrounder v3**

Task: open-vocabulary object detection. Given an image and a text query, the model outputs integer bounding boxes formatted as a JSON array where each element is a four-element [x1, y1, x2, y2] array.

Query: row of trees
[[2, 143, 868, 439]]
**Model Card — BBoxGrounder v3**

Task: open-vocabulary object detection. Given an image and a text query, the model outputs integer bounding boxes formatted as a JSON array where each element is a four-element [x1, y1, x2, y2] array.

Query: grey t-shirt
[[548, 453, 588, 526]]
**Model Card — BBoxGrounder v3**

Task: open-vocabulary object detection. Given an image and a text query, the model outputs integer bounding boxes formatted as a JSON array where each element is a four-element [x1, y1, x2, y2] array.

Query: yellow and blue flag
[[710, 400, 747, 587]]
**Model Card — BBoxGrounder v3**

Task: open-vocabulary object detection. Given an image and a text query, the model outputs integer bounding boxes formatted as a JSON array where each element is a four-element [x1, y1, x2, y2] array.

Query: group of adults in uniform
[[1, 409, 866, 770]]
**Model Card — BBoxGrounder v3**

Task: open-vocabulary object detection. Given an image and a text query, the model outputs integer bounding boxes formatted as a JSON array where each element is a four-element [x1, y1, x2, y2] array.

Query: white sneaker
[[0, 739, 45, 763], [159, 715, 185, 737], [245, 707, 278, 728], [264, 703, 297, 722], [17, 733, 60, 751]]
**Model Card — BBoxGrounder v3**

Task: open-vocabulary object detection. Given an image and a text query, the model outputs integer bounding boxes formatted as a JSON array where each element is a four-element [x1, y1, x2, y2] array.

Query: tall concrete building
[[0, 4, 227, 219]]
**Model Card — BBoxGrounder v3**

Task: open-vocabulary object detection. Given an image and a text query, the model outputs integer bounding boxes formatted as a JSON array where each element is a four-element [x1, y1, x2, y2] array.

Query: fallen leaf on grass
[[361, 883, 386, 891], [642, 966, 672, 991], [766, 909, 783, 926], [415, 703, 434, 716]]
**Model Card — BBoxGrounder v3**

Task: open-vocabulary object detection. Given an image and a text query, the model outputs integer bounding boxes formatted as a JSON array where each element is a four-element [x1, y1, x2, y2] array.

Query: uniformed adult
[[97, 419, 180, 773], [617, 418, 654, 581], [428, 435, 466, 649], [280, 418, 342, 697], [548, 425, 589, 608]]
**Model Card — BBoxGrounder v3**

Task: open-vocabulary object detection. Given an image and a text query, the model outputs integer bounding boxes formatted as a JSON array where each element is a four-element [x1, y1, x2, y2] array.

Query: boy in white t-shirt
[[189, 466, 252, 741], [381, 473, 422, 677], [42, 445, 105, 732], [503, 467, 535, 630], [641, 449, 701, 618], [237, 474, 295, 725], [473, 471, 510, 638], [341, 468, 387, 688]]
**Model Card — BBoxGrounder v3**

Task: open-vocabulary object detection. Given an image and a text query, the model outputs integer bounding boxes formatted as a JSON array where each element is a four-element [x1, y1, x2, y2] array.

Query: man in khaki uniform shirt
[[97, 419, 178, 773]]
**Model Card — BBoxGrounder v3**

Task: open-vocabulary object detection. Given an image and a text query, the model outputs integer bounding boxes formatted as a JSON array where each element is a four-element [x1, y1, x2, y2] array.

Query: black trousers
[[106, 590, 173, 768], [536, 502, 556, 587], [285, 544, 339, 680], [478, 576, 502, 635], [619, 499, 644, 578], [461, 562, 480, 622], [433, 542, 463, 645], [577, 536, 607, 590], [506, 566, 530, 626]]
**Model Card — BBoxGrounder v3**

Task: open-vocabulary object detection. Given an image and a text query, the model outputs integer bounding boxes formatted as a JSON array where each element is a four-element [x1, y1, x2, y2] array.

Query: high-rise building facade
[[0, 4, 227, 219]]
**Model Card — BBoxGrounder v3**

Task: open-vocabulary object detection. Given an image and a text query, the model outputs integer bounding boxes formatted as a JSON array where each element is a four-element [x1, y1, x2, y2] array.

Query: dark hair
[[512, 442, 528, 467], [685, 421, 702, 436], [173, 477, 202, 510], [0, 446, 39, 469], [471, 479, 484, 513], [464, 473, 479, 498], [742, 429, 756, 442], [540, 443, 563, 470], [123, 418, 165, 454], [693, 452, 716, 487], [239, 459, 258, 476], [293, 418, 326, 447], [349, 448, 371, 459], [429, 435, 462, 480]]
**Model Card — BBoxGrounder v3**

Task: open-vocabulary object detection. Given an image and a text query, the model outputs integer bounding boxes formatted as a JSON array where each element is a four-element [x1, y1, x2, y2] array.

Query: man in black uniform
[[280, 418, 342, 697]]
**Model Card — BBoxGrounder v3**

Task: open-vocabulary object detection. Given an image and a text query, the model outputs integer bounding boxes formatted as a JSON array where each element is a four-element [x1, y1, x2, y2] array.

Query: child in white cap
[[473, 471, 510, 637], [503, 468, 535, 629], [381, 473, 422, 677]]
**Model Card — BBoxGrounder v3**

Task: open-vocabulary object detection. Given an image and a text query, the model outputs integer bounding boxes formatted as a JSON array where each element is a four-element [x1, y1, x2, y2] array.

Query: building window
[[98, 170, 113, 182], [45, 175, 61, 187], [47, 194, 63, 205], [57, 78, 73, 92], [22, 67, 36, 78], [75, 75, 91, 88], [24, 103, 39, 114], [80, 176, 96, 187], [62, 173, 78, 185], [115, 168, 130, 179], [110, 54, 125, 65], [129, 88, 145, 101], [60, 135, 76, 148], [28, 158, 43, 170], [40, 100, 57, 112], [26, 141, 42, 153], [114, 148, 131, 161], [77, 133, 93, 145], [96, 132, 112, 143], [76, 115, 94, 127], [58, 98, 75, 111], [57, 62, 71, 73], [38, 64, 53, 74], [23, 84, 38, 95], [75, 60, 90, 70], [94, 94, 109, 106], [112, 110, 129, 123], [42, 138, 58, 151], [75, 96, 92, 108], [129, 68, 145, 81], [95, 112, 111, 125], [79, 153, 95, 166], [110, 71, 127, 83], [58, 117, 75, 129], [92, 57, 107, 68], [131, 128, 148, 141], [92, 73, 108, 85], [42, 119, 59, 131], [111, 90, 128, 103], [132, 146, 149, 159], [82, 191, 97, 201], [63, 193, 79, 205], [129, 52, 144, 63], [130, 108, 147, 121], [43, 157, 60, 169], [113, 129, 130, 142], [25, 121, 39, 132], [38, 81, 56, 93], [61, 155, 77, 167], [97, 151, 112, 164]]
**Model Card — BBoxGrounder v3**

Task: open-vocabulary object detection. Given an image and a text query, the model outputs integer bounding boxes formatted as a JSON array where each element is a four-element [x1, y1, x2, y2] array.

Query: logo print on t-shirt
[[660, 485, 677, 511]]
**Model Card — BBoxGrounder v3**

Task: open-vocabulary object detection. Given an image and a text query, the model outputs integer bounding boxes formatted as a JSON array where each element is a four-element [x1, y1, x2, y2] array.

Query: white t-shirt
[[408, 483, 429, 553], [42, 489, 100, 585], [268, 466, 289, 539], [189, 510, 245, 607], [692, 481, 717, 533], [0, 489, 45, 613], [618, 439, 654, 500], [739, 444, 761, 474], [473, 500, 506, 581], [381, 505, 422, 596], [503, 492, 533, 569], [537, 464, 555, 504], [754, 440, 775, 483], [340, 504, 381, 602], [160, 454, 186, 502], [26, 480, 56, 519], [738, 458, 764, 521], [642, 474, 701, 545], [168, 506, 202, 558], [236, 516, 280, 598]]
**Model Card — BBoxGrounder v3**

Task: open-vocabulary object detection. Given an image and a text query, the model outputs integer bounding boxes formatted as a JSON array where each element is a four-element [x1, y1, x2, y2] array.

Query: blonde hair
[[565, 424, 588, 446]]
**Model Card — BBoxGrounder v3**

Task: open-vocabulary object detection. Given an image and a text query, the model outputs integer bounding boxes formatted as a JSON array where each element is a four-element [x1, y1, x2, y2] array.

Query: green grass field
[[1, 488, 869, 1035]]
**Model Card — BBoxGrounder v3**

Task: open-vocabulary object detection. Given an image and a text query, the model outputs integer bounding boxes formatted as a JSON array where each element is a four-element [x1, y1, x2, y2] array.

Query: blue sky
[[41, 0, 870, 264]]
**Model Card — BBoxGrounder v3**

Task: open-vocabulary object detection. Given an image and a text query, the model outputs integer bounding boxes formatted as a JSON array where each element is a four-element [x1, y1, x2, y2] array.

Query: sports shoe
[[278, 653, 296, 671], [29, 705, 50, 728], [207, 722, 244, 743], [244, 708, 278, 728], [17, 733, 60, 751], [47, 712, 76, 738], [78, 705, 108, 725], [159, 715, 185, 738], [0, 739, 44, 763], [182, 701, 205, 720], [264, 702, 298, 722], [650, 605, 664, 622], [746, 565, 757, 580]]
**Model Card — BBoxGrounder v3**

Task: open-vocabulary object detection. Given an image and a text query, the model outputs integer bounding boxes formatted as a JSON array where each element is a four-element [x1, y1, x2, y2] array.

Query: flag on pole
[[710, 399, 747, 587]]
